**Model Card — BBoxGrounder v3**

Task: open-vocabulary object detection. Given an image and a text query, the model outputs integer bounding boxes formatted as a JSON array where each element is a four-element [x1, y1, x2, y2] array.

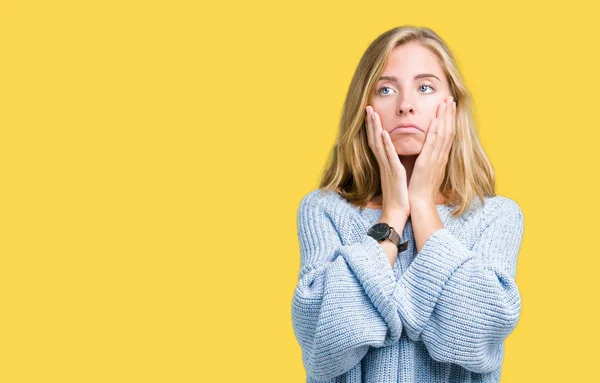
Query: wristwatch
[[367, 222, 409, 253]]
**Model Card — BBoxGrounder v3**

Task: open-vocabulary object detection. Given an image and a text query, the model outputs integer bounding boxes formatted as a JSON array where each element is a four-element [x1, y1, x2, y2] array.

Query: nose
[[398, 105, 414, 115], [397, 98, 415, 115]]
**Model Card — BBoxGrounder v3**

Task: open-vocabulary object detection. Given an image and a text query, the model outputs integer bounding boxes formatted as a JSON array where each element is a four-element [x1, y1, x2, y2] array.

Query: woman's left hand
[[408, 96, 456, 206]]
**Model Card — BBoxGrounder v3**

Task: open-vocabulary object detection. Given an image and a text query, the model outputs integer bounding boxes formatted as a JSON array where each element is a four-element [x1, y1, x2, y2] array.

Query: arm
[[291, 192, 404, 380], [393, 199, 524, 373]]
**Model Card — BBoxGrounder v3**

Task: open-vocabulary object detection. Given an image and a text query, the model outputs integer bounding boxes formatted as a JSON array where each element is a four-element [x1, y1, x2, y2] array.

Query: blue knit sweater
[[291, 188, 524, 383]]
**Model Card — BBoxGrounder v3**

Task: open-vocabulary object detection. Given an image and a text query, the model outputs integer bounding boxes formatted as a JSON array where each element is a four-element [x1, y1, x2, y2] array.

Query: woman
[[291, 26, 524, 383]]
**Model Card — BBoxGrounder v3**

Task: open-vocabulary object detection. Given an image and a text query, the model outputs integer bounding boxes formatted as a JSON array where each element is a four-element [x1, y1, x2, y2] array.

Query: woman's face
[[368, 41, 452, 156]]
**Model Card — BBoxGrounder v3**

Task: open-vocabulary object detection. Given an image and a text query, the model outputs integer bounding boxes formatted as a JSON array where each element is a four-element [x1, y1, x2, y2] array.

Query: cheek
[[424, 103, 445, 126], [428, 102, 442, 118], [429, 96, 451, 116]]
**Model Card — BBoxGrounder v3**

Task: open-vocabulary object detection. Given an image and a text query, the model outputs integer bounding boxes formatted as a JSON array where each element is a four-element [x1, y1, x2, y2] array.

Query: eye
[[376, 85, 394, 96], [418, 83, 435, 93], [376, 83, 435, 96]]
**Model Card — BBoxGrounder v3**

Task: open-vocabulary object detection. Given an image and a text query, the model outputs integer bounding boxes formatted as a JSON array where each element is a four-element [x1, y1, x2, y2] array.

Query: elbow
[[466, 280, 522, 373], [303, 345, 369, 381], [422, 280, 522, 374], [494, 269, 522, 334], [501, 292, 522, 334], [426, 336, 507, 374], [463, 343, 506, 374], [305, 362, 345, 381], [469, 266, 522, 337]]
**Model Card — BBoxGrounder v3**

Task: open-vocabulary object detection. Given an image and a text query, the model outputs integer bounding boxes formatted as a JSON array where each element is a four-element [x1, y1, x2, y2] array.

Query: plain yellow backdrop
[[1, 0, 599, 382]]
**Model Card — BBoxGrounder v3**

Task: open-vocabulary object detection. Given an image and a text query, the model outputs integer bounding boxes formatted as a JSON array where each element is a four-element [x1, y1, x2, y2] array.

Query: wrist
[[409, 198, 435, 209], [379, 214, 407, 235], [381, 209, 408, 223]]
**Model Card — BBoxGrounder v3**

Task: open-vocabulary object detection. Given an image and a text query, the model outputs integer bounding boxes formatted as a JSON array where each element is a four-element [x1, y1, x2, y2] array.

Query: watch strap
[[388, 226, 409, 253]]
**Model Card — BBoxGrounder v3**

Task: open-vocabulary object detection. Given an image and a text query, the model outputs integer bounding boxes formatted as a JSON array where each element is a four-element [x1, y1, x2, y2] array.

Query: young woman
[[291, 26, 525, 383]]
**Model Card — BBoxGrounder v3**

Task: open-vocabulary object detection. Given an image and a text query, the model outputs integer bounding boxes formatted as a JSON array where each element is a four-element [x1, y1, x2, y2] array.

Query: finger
[[365, 106, 374, 148], [421, 117, 438, 162], [366, 106, 383, 164], [366, 107, 388, 170], [431, 100, 447, 160], [372, 110, 390, 171], [382, 129, 402, 174], [441, 99, 456, 160]]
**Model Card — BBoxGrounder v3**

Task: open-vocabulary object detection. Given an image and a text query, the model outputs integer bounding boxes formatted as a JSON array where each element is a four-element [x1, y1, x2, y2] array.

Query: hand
[[408, 96, 456, 206], [365, 105, 410, 221]]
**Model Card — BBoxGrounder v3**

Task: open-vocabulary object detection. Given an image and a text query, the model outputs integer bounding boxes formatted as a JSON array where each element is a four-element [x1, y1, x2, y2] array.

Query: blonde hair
[[319, 26, 495, 218]]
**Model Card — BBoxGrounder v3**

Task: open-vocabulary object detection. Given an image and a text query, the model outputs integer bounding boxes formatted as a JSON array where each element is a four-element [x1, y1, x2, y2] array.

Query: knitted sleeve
[[291, 192, 403, 381], [392, 199, 524, 374]]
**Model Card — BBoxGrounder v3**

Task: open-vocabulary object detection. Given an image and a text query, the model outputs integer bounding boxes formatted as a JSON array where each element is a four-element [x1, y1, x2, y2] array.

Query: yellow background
[[1, 0, 598, 382]]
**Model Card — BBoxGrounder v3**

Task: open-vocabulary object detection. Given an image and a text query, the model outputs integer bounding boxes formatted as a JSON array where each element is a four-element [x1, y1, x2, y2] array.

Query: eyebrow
[[378, 73, 441, 82]]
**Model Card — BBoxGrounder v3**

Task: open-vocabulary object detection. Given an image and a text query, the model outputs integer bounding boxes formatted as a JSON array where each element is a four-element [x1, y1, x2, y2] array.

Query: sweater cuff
[[393, 228, 474, 340], [337, 234, 401, 343]]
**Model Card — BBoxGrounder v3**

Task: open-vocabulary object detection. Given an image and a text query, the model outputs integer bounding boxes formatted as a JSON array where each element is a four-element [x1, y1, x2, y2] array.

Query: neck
[[371, 154, 446, 205], [399, 155, 418, 184]]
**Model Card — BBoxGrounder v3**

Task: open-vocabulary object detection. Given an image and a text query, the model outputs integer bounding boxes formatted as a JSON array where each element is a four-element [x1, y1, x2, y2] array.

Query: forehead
[[381, 42, 444, 79]]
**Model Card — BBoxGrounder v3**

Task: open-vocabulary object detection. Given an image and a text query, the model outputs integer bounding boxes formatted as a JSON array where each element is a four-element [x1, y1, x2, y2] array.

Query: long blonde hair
[[319, 26, 495, 218]]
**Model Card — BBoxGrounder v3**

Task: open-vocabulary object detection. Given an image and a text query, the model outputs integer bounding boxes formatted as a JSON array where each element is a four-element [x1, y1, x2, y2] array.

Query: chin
[[393, 140, 423, 156]]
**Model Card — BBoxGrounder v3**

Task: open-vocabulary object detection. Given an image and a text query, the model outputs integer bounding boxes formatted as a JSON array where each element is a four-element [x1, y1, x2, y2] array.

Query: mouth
[[390, 124, 422, 134]]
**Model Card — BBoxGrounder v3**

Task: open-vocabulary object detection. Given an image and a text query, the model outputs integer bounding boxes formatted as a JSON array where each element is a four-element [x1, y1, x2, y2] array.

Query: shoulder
[[298, 188, 349, 213], [298, 188, 334, 208], [443, 195, 524, 252], [486, 195, 523, 219], [296, 188, 360, 231], [473, 195, 524, 230]]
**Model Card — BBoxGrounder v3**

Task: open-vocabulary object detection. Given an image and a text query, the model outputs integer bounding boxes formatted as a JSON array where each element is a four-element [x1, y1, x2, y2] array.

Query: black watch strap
[[388, 226, 409, 253]]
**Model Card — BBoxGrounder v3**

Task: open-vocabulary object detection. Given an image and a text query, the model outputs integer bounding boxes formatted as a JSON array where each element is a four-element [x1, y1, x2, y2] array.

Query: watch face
[[367, 223, 390, 241]]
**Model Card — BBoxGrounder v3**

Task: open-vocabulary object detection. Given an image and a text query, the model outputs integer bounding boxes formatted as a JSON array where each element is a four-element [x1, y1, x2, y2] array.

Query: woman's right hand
[[365, 105, 410, 223]]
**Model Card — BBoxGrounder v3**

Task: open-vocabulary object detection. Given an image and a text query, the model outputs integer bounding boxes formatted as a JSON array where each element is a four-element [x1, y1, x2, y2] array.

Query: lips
[[390, 123, 422, 134]]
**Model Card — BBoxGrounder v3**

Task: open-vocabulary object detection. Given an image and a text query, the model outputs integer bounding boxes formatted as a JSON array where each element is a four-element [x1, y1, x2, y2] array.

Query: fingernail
[[449, 96, 454, 102]]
